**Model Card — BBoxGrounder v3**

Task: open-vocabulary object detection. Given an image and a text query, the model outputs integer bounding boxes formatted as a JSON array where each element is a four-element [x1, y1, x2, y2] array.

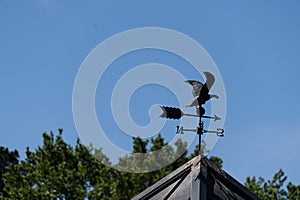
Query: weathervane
[[159, 71, 224, 155]]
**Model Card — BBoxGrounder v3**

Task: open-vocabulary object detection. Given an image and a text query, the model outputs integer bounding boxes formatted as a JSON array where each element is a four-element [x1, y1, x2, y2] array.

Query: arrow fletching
[[159, 106, 183, 120]]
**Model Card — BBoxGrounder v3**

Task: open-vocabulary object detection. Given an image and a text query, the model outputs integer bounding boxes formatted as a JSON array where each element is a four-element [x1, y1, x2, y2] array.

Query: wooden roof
[[132, 156, 260, 200]]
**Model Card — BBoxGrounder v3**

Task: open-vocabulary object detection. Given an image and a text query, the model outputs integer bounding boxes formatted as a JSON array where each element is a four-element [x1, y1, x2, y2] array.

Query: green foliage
[[132, 137, 148, 153], [2, 131, 114, 199], [245, 169, 300, 200], [286, 182, 300, 200], [0, 147, 19, 197], [188, 140, 210, 160], [1, 130, 224, 199], [116, 134, 190, 196], [2, 129, 299, 199], [209, 156, 223, 168]]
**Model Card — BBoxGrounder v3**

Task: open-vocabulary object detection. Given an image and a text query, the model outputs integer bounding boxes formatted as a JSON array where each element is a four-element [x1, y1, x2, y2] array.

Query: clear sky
[[1, 0, 300, 184]]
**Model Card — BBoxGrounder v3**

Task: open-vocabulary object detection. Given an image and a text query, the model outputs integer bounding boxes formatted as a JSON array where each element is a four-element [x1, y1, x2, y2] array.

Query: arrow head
[[214, 114, 221, 121]]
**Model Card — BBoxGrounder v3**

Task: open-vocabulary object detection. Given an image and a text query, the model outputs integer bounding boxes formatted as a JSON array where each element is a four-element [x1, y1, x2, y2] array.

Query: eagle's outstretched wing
[[203, 71, 215, 90]]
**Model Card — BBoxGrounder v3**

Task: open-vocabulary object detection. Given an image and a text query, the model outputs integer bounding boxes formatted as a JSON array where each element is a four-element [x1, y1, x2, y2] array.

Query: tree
[[116, 134, 189, 197], [209, 156, 223, 168], [188, 140, 210, 160], [132, 137, 148, 153], [286, 182, 300, 200], [245, 169, 300, 200], [171, 138, 189, 170], [3, 130, 114, 199], [0, 147, 19, 197], [2, 130, 224, 199]]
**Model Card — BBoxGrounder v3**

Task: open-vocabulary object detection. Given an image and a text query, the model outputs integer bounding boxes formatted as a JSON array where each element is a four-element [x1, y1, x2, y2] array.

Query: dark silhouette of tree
[[209, 156, 223, 168], [3, 131, 114, 199], [6, 130, 299, 199], [0, 146, 19, 197], [245, 169, 300, 200], [132, 137, 148, 153]]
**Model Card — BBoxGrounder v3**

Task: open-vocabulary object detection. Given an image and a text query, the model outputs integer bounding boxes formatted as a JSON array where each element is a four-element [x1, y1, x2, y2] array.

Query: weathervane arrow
[[159, 106, 221, 121]]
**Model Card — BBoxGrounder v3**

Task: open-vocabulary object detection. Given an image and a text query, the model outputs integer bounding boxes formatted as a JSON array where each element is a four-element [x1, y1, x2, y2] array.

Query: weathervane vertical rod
[[197, 105, 203, 199], [199, 126, 201, 157], [197, 106, 202, 158]]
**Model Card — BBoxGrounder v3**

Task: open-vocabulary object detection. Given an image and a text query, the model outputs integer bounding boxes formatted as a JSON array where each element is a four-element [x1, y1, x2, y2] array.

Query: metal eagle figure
[[159, 71, 224, 136], [185, 72, 219, 107]]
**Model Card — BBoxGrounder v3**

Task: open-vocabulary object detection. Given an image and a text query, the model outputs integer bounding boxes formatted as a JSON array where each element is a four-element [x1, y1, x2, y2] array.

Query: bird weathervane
[[159, 71, 224, 155]]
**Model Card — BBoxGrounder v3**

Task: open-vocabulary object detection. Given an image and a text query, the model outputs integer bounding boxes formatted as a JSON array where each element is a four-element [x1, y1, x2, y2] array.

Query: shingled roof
[[132, 156, 260, 200]]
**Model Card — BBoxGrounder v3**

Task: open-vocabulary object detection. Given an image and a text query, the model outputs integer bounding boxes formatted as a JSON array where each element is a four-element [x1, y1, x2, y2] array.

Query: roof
[[132, 156, 260, 200]]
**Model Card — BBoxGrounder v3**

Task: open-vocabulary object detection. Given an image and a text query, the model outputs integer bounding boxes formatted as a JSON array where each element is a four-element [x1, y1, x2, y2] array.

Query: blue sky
[[1, 0, 300, 184]]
